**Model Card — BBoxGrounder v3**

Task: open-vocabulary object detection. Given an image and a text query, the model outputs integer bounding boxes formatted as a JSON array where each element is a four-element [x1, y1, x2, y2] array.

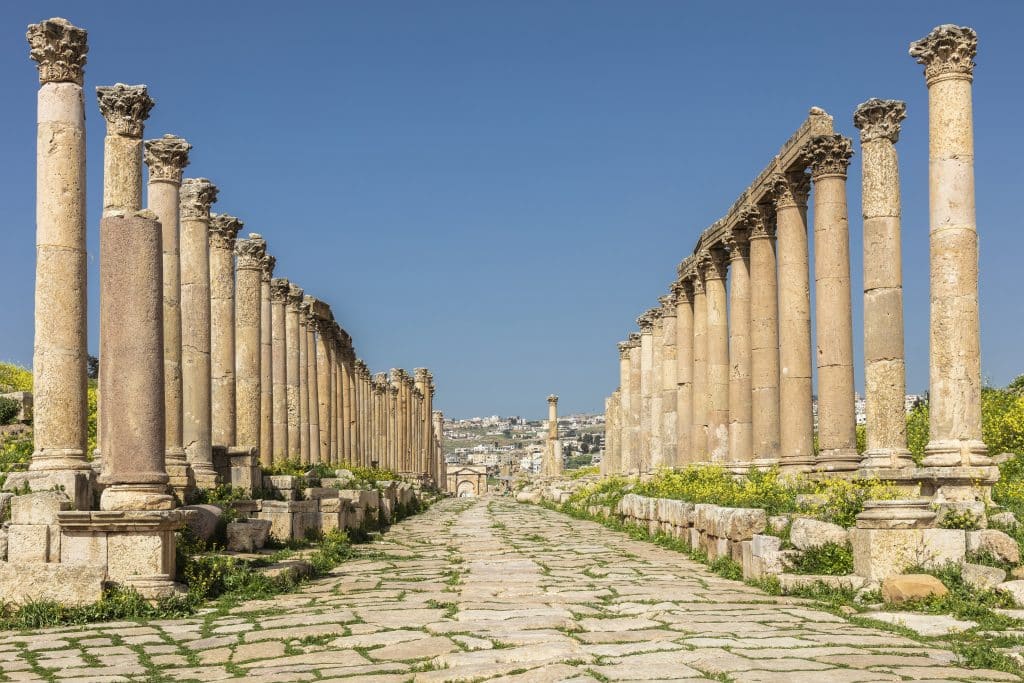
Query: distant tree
[[87, 355, 99, 380]]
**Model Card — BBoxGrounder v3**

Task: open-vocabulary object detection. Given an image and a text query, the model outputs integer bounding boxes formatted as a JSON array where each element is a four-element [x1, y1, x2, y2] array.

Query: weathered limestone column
[[658, 295, 678, 468], [603, 392, 620, 475], [209, 213, 242, 449], [25, 19, 91, 485], [285, 283, 304, 458], [373, 374, 387, 466], [691, 275, 708, 463], [910, 26, 991, 470], [616, 342, 632, 473], [355, 361, 368, 463], [773, 171, 815, 471], [854, 99, 914, 471], [650, 312, 664, 469], [303, 298, 321, 465], [726, 229, 752, 465], [314, 314, 333, 460], [298, 300, 311, 464], [415, 369, 431, 474], [329, 342, 340, 462], [627, 334, 642, 474], [806, 135, 858, 472], [98, 210, 174, 510], [637, 312, 655, 473], [546, 395, 562, 476], [144, 134, 192, 488], [334, 332, 348, 463], [180, 177, 219, 487], [258, 253, 276, 467], [673, 279, 694, 465], [234, 234, 265, 453], [343, 351, 356, 464], [385, 372, 398, 470], [747, 205, 781, 464], [702, 249, 730, 462], [270, 277, 290, 462], [433, 411, 445, 489]]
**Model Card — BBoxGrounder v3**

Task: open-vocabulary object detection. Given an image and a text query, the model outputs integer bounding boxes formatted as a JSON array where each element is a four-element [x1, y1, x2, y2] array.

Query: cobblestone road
[[0, 498, 1018, 682]]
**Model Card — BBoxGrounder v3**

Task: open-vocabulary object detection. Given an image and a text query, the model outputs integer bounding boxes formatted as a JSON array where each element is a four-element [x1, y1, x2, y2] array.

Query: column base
[[815, 448, 860, 473], [28, 448, 92, 472], [4, 468, 95, 511], [100, 484, 175, 511], [165, 461, 195, 504], [859, 448, 915, 471], [779, 456, 816, 474], [190, 463, 220, 490], [922, 439, 990, 467]]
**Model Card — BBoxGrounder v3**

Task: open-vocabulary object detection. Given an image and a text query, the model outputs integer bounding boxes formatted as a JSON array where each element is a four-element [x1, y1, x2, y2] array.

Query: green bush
[[0, 397, 19, 425], [785, 542, 854, 575], [0, 363, 32, 393]]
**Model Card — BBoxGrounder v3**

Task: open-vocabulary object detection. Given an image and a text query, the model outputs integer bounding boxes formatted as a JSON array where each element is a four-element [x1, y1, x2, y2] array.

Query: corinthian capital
[[27, 18, 87, 85], [910, 24, 977, 85], [636, 311, 656, 333], [287, 283, 304, 307], [96, 84, 154, 138], [698, 248, 728, 281], [414, 368, 430, 384], [853, 99, 907, 144], [270, 278, 290, 302], [804, 135, 854, 179], [617, 341, 631, 359], [770, 171, 810, 210], [209, 213, 243, 251], [261, 253, 276, 282], [658, 294, 677, 317], [144, 134, 191, 183], [180, 178, 218, 220], [235, 233, 266, 270]]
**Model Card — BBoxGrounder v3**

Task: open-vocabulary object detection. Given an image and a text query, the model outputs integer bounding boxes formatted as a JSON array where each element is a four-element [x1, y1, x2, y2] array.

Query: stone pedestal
[[851, 499, 964, 581]]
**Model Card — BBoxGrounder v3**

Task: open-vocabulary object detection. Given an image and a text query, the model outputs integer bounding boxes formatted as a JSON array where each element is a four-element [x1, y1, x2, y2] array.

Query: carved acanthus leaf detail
[[910, 24, 977, 85], [27, 18, 87, 85], [96, 84, 154, 137]]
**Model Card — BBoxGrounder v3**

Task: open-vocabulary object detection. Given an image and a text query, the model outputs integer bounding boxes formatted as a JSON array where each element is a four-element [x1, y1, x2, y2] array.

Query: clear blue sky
[[1, 2, 1021, 420]]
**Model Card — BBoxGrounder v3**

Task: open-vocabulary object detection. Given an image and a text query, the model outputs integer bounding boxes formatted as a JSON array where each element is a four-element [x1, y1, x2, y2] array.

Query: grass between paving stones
[[538, 498, 1024, 677]]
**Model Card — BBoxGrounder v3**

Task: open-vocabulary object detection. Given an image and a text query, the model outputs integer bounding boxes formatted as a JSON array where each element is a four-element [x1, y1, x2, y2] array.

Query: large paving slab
[[0, 497, 1016, 681]]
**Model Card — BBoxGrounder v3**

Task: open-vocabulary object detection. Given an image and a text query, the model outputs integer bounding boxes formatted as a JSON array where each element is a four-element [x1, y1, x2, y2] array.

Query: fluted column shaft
[[209, 214, 241, 449], [749, 213, 781, 463], [727, 238, 752, 464], [703, 253, 730, 462]]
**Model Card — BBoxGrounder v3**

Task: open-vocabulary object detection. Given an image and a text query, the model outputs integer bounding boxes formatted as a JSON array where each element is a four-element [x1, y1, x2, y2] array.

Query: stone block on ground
[[881, 574, 948, 603], [0, 562, 104, 606], [11, 490, 72, 525], [850, 527, 965, 580], [997, 580, 1024, 606], [862, 611, 977, 636], [966, 529, 1021, 564], [961, 562, 1006, 590], [179, 504, 223, 541], [789, 517, 848, 550], [226, 519, 272, 552]]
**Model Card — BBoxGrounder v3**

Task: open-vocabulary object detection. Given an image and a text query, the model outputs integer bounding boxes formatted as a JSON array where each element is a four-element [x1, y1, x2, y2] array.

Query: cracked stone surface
[[0, 498, 1017, 682]]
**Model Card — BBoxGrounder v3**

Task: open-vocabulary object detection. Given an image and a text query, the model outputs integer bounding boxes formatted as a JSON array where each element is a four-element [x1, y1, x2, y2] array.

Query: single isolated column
[[234, 233, 265, 453], [304, 298, 321, 465], [658, 295, 678, 468], [270, 277, 290, 462], [910, 26, 990, 468], [298, 299, 311, 464], [726, 227, 752, 465], [258, 252, 276, 467], [691, 275, 709, 463], [673, 278, 694, 465], [772, 171, 815, 471], [144, 134, 192, 483], [547, 394, 562, 476], [806, 134, 859, 472], [209, 213, 243, 449], [180, 177, 219, 487], [26, 18, 91, 478], [98, 210, 174, 510], [747, 204, 781, 464], [702, 249, 730, 462], [854, 99, 914, 471]]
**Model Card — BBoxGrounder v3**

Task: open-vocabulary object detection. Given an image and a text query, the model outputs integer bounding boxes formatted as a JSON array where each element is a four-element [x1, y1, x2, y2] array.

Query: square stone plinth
[[4, 470, 93, 511], [0, 562, 105, 606], [257, 499, 320, 542], [851, 527, 966, 581]]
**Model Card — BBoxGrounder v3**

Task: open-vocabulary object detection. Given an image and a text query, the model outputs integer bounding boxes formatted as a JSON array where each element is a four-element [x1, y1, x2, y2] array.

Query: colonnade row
[[21, 18, 445, 511], [603, 25, 992, 489]]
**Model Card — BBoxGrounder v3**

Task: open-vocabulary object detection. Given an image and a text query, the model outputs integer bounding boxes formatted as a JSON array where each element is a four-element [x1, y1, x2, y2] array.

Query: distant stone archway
[[447, 465, 488, 498]]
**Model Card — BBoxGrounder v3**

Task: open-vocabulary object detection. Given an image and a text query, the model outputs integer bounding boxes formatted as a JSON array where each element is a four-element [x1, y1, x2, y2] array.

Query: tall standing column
[[98, 210, 174, 510], [373, 374, 386, 466], [616, 342, 632, 473], [285, 283, 303, 458], [415, 369, 431, 475], [649, 312, 664, 469], [546, 395, 562, 476], [334, 332, 347, 463], [726, 229, 752, 464], [234, 234, 265, 453], [910, 26, 990, 469], [433, 411, 445, 490], [314, 315, 333, 460], [329, 343, 340, 462], [806, 134, 858, 472], [209, 213, 242, 449], [627, 335, 642, 474], [343, 352, 356, 464], [658, 296, 678, 468], [298, 299, 310, 465], [304, 298, 321, 465], [259, 254, 276, 467], [854, 99, 914, 471], [773, 171, 815, 471], [691, 275, 708, 463], [637, 312, 655, 473], [702, 250, 730, 462], [144, 134, 192, 488], [180, 177, 219, 487], [25, 19, 91, 480], [270, 278, 290, 462], [748, 205, 781, 464], [673, 280, 694, 465], [387, 373, 399, 471]]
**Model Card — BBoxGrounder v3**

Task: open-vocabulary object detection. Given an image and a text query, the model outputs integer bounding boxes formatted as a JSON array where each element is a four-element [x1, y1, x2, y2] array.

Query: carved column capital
[[235, 233, 266, 270], [803, 135, 854, 179], [144, 134, 191, 183], [209, 213, 243, 251], [287, 283, 304, 308], [910, 24, 977, 85], [672, 278, 694, 304], [27, 18, 88, 85], [414, 368, 430, 384], [270, 278, 290, 303], [853, 99, 907, 144], [180, 178, 218, 220], [658, 294, 677, 317], [770, 171, 810, 210], [636, 310, 657, 333], [617, 342, 631, 359], [96, 84, 154, 138], [547, 395, 559, 405], [698, 248, 728, 281], [260, 254, 276, 282]]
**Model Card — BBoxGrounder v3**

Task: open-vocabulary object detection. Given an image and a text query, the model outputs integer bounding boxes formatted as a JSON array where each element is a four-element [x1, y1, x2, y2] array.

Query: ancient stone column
[[691, 275, 708, 463], [234, 234, 265, 453], [616, 342, 632, 473], [343, 351, 356, 464], [285, 283, 304, 458], [270, 277, 290, 461], [747, 205, 781, 464], [910, 25, 991, 469], [298, 299, 310, 464], [637, 312, 655, 473], [414, 369, 431, 474], [329, 343, 340, 462], [627, 334, 642, 474], [98, 210, 174, 510], [144, 134, 191, 488], [546, 395, 562, 476], [658, 295, 678, 468], [373, 373, 387, 467], [433, 411, 445, 489], [303, 298, 321, 465], [854, 99, 914, 471], [773, 171, 815, 471], [649, 312, 664, 469], [702, 249, 730, 462], [603, 392, 619, 475], [26, 19, 91, 481], [673, 279, 694, 465], [259, 253, 276, 467], [314, 316, 333, 460], [209, 213, 242, 449], [726, 228, 752, 465], [806, 134, 858, 472], [180, 177, 219, 487]]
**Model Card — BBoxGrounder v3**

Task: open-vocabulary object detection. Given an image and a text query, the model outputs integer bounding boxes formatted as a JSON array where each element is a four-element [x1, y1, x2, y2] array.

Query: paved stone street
[[0, 498, 1017, 682]]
